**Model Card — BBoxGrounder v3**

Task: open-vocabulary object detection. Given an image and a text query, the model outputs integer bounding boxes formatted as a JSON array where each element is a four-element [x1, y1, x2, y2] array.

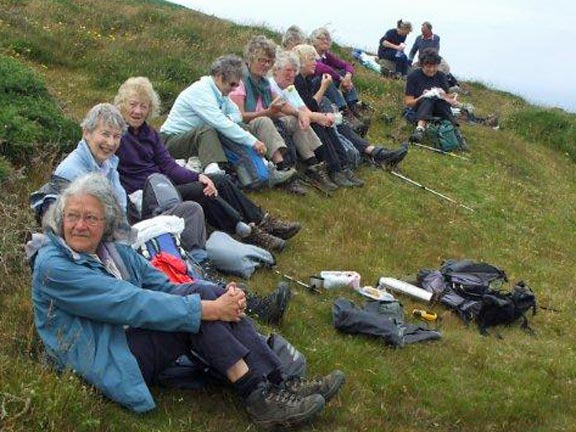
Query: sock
[[267, 368, 284, 386], [233, 370, 265, 399], [235, 221, 252, 238], [304, 156, 318, 166]]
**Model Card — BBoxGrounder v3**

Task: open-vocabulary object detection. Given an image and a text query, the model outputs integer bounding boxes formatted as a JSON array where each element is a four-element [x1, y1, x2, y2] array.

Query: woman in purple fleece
[[114, 77, 301, 253]]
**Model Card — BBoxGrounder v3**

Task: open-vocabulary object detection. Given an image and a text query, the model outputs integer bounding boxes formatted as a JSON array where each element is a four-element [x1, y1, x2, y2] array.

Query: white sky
[[168, 0, 575, 112]]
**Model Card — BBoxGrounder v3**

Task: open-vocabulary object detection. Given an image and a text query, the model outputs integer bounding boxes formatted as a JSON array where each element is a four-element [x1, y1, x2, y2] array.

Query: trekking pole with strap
[[391, 171, 475, 212], [411, 142, 471, 161]]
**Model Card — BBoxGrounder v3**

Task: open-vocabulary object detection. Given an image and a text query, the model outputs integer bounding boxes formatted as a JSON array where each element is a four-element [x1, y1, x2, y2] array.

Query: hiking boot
[[243, 226, 286, 252], [330, 170, 356, 188], [343, 168, 364, 187], [342, 107, 367, 136], [410, 126, 425, 143], [372, 144, 409, 169], [259, 213, 301, 240], [269, 166, 297, 187], [245, 383, 325, 430], [246, 281, 291, 325], [454, 127, 470, 152], [282, 370, 346, 403], [282, 178, 308, 196], [481, 114, 499, 128], [305, 163, 338, 192]]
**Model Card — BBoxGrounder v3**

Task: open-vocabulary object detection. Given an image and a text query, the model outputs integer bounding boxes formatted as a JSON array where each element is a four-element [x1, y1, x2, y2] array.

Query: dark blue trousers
[[126, 282, 281, 386]]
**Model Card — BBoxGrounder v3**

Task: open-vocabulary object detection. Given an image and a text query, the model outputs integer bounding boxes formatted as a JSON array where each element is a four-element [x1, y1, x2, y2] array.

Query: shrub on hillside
[[0, 55, 79, 175], [507, 108, 576, 162]]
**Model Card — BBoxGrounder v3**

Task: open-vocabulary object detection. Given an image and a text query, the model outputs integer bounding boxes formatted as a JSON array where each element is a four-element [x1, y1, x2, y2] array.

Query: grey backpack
[[141, 173, 183, 220]]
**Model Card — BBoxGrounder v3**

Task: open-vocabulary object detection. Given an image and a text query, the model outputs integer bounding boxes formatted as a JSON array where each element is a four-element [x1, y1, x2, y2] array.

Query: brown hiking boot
[[243, 225, 286, 252], [304, 162, 338, 192], [259, 213, 301, 240], [282, 370, 346, 403]]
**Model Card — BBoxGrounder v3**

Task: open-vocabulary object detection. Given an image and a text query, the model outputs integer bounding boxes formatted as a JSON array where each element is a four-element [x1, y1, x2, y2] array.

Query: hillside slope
[[1, 1, 575, 431]]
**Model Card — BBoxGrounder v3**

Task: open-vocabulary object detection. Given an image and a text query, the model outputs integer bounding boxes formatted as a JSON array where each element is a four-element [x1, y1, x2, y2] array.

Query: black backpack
[[436, 260, 537, 335], [476, 281, 537, 335]]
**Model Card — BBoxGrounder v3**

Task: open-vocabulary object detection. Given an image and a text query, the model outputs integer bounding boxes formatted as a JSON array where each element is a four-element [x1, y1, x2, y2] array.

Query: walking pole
[[411, 142, 470, 161], [273, 270, 321, 294], [390, 171, 475, 212]]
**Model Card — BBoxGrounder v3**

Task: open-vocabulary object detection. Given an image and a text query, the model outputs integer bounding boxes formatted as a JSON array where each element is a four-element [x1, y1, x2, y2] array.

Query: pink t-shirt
[[229, 80, 279, 113]]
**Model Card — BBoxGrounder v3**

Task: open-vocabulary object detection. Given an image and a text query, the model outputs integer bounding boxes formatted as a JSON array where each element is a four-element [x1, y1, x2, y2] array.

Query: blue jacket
[[54, 139, 128, 211], [31, 233, 203, 412]]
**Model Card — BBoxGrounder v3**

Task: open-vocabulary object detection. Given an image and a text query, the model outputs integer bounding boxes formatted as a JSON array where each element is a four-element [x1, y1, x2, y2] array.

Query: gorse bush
[[0, 55, 79, 178]]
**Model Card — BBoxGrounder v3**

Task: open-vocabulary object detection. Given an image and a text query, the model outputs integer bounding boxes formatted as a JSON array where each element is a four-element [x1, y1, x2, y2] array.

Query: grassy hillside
[[1, 1, 576, 431]]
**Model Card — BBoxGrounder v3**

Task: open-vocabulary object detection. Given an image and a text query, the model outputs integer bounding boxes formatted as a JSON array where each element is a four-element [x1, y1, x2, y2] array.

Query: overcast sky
[[169, 0, 574, 113]]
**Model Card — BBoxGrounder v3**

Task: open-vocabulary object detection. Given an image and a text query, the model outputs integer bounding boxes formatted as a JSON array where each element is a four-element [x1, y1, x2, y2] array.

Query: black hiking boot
[[245, 383, 325, 430], [372, 143, 409, 169], [282, 370, 346, 403], [410, 126, 425, 143], [246, 281, 291, 325], [243, 226, 286, 252], [259, 213, 302, 240]]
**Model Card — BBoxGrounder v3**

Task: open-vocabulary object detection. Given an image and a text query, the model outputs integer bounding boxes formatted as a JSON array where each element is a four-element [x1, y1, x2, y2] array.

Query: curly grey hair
[[80, 103, 126, 134], [114, 77, 161, 121], [282, 25, 307, 49], [43, 173, 124, 243], [210, 54, 244, 83], [244, 35, 277, 64]]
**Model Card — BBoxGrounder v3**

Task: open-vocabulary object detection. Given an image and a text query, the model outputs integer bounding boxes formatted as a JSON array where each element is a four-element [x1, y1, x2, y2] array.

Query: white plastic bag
[[319, 271, 361, 290]]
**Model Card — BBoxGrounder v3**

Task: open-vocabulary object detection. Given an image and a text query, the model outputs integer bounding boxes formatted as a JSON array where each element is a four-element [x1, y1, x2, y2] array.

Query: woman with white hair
[[28, 173, 345, 429]]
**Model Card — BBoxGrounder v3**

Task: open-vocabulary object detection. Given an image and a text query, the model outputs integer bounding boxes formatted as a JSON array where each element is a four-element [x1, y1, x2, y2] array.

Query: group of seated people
[[27, 19, 488, 429], [377, 19, 476, 143]]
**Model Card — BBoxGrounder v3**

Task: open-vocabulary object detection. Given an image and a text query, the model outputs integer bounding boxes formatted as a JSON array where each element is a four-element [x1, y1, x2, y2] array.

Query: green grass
[[1, 1, 576, 431]]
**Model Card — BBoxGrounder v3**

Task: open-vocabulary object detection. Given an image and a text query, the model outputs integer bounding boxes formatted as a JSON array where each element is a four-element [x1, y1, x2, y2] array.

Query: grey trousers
[[160, 126, 228, 168], [162, 201, 206, 251]]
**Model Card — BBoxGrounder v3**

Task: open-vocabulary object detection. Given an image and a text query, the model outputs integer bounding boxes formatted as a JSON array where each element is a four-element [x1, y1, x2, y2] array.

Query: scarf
[[243, 72, 272, 112]]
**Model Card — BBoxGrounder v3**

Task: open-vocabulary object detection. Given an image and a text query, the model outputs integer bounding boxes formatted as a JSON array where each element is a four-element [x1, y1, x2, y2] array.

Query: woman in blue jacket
[[29, 173, 344, 429]]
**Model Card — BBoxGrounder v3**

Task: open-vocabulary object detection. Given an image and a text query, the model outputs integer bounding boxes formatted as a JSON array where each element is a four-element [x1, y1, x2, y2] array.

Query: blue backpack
[[218, 133, 269, 190]]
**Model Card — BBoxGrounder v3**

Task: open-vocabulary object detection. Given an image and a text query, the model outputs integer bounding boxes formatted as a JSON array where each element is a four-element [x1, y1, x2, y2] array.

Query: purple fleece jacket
[[116, 122, 199, 194], [314, 51, 355, 84]]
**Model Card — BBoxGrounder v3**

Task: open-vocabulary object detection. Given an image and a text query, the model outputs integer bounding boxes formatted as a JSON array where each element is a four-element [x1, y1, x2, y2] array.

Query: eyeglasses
[[256, 57, 273, 65], [64, 212, 105, 226]]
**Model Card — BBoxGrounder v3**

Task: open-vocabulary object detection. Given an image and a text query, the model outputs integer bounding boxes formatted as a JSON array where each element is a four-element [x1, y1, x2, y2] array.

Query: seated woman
[[378, 19, 413, 77], [271, 51, 408, 169], [404, 49, 460, 142], [309, 28, 361, 120], [229, 35, 326, 195], [292, 44, 366, 187], [28, 173, 345, 429]]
